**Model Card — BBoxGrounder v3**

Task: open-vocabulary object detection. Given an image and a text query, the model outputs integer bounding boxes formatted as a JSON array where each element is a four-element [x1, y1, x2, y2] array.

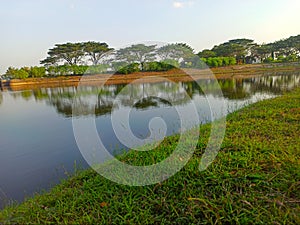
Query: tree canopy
[[116, 44, 157, 70], [157, 43, 194, 61], [197, 35, 300, 64], [41, 42, 113, 66], [83, 42, 113, 65]]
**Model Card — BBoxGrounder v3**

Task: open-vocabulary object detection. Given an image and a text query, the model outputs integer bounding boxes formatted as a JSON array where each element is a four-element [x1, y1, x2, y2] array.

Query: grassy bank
[[1, 88, 300, 224]]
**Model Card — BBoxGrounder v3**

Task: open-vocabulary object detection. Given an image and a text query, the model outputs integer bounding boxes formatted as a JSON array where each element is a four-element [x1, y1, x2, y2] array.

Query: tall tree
[[273, 35, 300, 57], [116, 44, 157, 70], [157, 43, 194, 61], [228, 39, 255, 49], [289, 35, 300, 53], [197, 49, 216, 58], [83, 41, 113, 65], [41, 42, 85, 66], [252, 44, 272, 62], [212, 39, 255, 63]]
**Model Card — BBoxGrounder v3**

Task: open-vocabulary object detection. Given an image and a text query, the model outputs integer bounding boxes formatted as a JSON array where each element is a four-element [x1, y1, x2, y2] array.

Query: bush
[[46, 65, 88, 76], [70, 65, 89, 75], [263, 57, 274, 63], [111, 62, 128, 72], [204, 57, 236, 67], [117, 63, 140, 74], [216, 57, 223, 67], [29, 66, 46, 78], [161, 59, 180, 68], [14, 68, 29, 79], [143, 62, 176, 72], [46, 66, 59, 76], [87, 64, 109, 74], [6, 67, 29, 79], [228, 57, 237, 65], [285, 54, 298, 62]]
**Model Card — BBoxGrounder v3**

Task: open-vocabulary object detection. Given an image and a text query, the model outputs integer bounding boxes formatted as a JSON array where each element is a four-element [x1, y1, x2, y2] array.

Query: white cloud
[[173, 1, 194, 9], [173, 2, 184, 8]]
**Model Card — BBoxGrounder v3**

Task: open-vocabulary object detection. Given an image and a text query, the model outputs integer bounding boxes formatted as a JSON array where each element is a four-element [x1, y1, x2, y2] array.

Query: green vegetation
[[201, 57, 237, 67], [2, 34, 300, 78], [40, 42, 113, 66], [117, 61, 177, 74], [46, 65, 89, 76], [5, 66, 46, 79], [198, 35, 300, 65], [1, 88, 299, 224], [117, 63, 140, 75]]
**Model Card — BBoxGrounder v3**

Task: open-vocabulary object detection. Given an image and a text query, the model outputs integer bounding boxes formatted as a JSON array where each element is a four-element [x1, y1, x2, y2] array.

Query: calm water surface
[[0, 73, 299, 208]]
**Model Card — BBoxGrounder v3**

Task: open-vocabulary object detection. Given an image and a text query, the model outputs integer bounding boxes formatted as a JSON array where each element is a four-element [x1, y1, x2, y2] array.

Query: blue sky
[[0, 0, 299, 73]]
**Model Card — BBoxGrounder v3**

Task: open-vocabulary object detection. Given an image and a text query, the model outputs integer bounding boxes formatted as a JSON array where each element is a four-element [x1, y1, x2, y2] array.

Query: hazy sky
[[0, 0, 299, 73]]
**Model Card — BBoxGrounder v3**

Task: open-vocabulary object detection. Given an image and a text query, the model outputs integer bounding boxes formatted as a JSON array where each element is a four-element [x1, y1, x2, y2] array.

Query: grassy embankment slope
[[0, 88, 299, 224]]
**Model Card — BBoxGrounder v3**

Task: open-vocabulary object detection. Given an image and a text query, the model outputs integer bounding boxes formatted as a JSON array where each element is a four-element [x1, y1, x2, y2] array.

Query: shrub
[[5, 67, 29, 79], [87, 64, 109, 74], [143, 62, 176, 72], [161, 59, 180, 68], [263, 57, 274, 63], [117, 63, 140, 74], [14, 68, 29, 79], [228, 57, 237, 65], [70, 65, 89, 75], [29, 66, 46, 78]]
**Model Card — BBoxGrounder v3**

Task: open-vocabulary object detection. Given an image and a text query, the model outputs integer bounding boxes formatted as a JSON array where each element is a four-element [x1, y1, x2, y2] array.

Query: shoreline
[[1, 63, 300, 91], [1, 87, 299, 224]]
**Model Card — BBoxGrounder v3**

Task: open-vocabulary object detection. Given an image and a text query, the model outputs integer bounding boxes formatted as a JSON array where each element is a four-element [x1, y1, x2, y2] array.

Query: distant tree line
[[3, 34, 300, 78], [198, 35, 300, 65], [4, 42, 196, 78]]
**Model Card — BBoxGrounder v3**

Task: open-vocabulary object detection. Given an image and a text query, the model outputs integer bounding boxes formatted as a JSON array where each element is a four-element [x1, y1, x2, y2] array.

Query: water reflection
[[134, 97, 172, 109], [6, 74, 300, 117]]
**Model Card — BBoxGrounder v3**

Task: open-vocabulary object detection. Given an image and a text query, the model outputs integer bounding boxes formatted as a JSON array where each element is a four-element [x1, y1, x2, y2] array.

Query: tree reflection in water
[[7, 73, 300, 118]]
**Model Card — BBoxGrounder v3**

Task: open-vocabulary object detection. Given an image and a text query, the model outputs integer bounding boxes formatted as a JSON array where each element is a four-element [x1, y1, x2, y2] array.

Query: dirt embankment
[[3, 63, 300, 91]]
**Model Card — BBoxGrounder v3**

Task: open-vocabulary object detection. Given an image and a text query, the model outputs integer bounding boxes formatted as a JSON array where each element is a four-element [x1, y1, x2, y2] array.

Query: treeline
[[198, 35, 300, 64], [4, 42, 199, 78], [6, 65, 90, 79], [3, 34, 300, 78], [6, 66, 46, 79]]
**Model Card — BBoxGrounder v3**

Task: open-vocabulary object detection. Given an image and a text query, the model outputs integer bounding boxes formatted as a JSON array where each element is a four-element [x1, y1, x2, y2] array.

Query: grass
[[1, 88, 300, 224]]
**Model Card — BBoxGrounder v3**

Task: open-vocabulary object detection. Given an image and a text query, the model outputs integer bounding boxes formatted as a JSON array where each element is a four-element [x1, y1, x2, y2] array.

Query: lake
[[0, 73, 299, 208]]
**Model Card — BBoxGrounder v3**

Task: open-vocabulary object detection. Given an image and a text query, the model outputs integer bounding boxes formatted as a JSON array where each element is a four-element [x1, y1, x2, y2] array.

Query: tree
[[176, 43, 194, 53], [116, 44, 157, 71], [213, 42, 246, 62], [272, 35, 300, 58], [83, 41, 113, 65], [288, 35, 300, 53], [253, 44, 272, 62], [157, 43, 194, 63], [41, 42, 85, 66], [197, 49, 216, 58], [228, 39, 255, 49], [212, 39, 255, 63]]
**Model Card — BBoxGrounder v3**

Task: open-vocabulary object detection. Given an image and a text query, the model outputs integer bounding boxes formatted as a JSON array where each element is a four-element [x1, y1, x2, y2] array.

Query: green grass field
[[1, 88, 299, 224]]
